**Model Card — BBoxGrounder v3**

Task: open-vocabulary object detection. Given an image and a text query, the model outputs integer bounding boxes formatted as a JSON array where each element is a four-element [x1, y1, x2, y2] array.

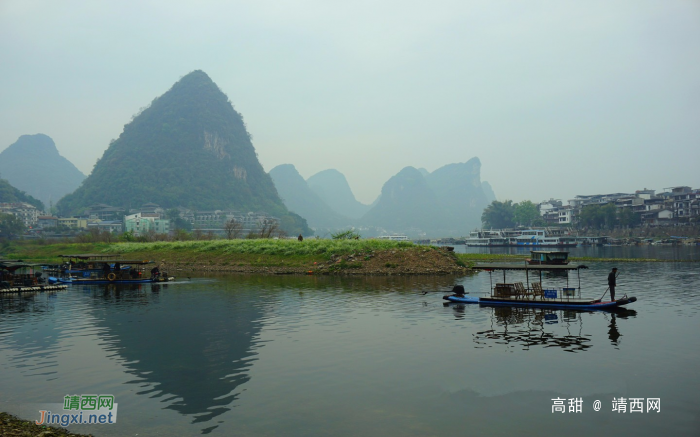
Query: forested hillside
[[56, 70, 309, 235]]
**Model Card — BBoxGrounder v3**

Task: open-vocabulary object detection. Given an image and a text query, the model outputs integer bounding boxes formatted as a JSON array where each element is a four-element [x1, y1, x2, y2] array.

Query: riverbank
[[0, 412, 94, 437], [4, 240, 474, 276]]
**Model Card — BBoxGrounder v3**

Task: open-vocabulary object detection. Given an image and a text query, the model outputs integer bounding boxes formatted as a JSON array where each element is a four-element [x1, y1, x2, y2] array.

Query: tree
[[224, 219, 243, 239], [0, 213, 25, 240], [167, 208, 192, 231], [481, 200, 516, 229], [618, 207, 640, 227], [259, 220, 283, 238], [602, 203, 618, 228], [577, 204, 603, 228], [514, 201, 541, 227], [331, 229, 361, 240]]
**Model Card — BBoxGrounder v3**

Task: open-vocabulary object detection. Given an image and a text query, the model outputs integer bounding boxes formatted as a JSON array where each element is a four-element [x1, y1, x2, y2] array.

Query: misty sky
[[1, 1, 698, 205]]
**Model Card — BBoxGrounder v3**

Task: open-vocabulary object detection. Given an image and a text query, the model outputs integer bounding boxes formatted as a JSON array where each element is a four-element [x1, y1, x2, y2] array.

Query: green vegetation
[[104, 239, 414, 257], [1, 412, 93, 437], [7, 239, 412, 261], [577, 203, 641, 228], [481, 200, 545, 229], [0, 178, 44, 210], [331, 229, 361, 239], [482, 199, 645, 230], [0, 213, 25, 240]]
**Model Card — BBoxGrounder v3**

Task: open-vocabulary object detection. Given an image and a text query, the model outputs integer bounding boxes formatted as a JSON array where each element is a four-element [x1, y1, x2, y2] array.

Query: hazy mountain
[[360, 158, 493, 237], [0, 178, 44, 211], [0, 134, 85, 208], [361, 166, 442, 234], [425, 158, 491, 233], [306, 169, 370, 219], [56, 70, 309, 235], [482, 181, 496, 203], [269, 164, 351, 231]]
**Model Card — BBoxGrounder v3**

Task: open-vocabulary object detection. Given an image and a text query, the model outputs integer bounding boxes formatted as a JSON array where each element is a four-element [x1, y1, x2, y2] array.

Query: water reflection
[[0, 291, 70, 380], [85, 283, 267, 434], [458, 305, 638, 353], [0, 291, 59, 316]]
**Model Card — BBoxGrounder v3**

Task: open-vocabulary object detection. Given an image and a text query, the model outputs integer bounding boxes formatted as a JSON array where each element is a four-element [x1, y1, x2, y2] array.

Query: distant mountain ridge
[[0, 134, 85, 208], [56, 70, 309, 235], [270, 160, 493, 237], [362, 166, 443, 232], [307, 169, 371, 219], [269, 165, 352, 231]]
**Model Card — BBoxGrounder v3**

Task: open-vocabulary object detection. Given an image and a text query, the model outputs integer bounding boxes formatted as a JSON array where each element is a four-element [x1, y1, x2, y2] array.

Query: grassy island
[[4, 239, 472, 276], [3, 239, 694, 277]]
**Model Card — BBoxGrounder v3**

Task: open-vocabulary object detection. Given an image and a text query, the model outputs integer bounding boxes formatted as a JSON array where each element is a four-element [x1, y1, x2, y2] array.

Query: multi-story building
[[669, 186, 699, 223], [124, 212, 170, 236], [87, 220, 124, 234], [538, 186, 698, 227], [37, 216, 59, 229], [58, 217, 88, 229], [0, 202, 40, 228]]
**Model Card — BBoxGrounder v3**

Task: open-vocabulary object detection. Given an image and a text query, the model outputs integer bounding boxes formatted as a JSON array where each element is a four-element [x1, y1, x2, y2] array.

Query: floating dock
[[0, 284, 68, 294]]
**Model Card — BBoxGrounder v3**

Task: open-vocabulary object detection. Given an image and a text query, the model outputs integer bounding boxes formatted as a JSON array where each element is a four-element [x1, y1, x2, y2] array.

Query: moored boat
[[0, 260, 68, 293], [510, 229, 578, 247], [464, 230, 509, 247], [443, 263, 637, 311], [47, 256, 174, 284], [526, 250, 569, 265]]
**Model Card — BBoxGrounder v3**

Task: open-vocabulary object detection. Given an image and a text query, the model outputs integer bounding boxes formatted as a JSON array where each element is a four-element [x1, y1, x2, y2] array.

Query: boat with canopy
[[444, 263, 637, 310], [47, 254, 174, 284]]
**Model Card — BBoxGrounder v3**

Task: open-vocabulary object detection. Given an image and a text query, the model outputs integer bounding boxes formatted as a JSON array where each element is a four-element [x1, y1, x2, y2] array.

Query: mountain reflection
[[466, 306, 637, 353], [86, 283, 266, 432]]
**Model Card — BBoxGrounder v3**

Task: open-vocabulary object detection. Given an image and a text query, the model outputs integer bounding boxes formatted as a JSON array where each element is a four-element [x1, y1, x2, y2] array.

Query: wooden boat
[[0, 260, 68, 293], [526, 250, 569, 265], [48, 257, 174, 285], [443, 263, 637, 311]]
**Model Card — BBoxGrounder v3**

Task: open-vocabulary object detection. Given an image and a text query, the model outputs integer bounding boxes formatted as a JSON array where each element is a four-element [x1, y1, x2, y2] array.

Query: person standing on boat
[[608, 267, 618, 301]]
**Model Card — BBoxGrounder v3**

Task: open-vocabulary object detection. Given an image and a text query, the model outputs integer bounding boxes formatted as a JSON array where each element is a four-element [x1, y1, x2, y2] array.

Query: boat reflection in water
[[445, 304, 637, 352]]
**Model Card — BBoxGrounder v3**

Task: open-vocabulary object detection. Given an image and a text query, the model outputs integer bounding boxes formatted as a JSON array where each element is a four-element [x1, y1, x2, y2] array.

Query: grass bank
[[4, 240, 472, 275], [5, 240, 692, 275]]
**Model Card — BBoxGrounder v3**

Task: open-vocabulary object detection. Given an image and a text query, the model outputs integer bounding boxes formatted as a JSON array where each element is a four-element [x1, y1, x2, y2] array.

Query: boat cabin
[[527, 250, 569, 265], [0, 260, 46, 288]]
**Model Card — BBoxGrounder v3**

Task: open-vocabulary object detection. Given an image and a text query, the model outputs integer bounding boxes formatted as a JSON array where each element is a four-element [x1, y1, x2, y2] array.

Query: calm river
[[1, 257, 699, 435]]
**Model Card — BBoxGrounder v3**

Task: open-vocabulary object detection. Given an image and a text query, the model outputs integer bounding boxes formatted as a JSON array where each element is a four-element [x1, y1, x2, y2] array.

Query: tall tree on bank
[[481, 200, 516, 229], [578, 203, 632, 229], [514, 201, 542, 227], [56, 70, 309, 236], [0, 213, 25, 240]]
